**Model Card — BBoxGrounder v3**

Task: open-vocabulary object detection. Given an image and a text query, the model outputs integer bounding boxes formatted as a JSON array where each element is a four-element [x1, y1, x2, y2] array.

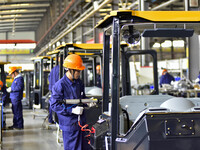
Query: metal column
[[111, 17, 120, 150], [103, 34, 110, 112], [189, 33, 200, 80], [93, 57, 97, 86]]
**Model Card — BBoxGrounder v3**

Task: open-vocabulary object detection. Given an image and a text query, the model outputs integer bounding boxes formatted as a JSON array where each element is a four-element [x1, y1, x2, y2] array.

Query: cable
[[78, 115, 95, 144]]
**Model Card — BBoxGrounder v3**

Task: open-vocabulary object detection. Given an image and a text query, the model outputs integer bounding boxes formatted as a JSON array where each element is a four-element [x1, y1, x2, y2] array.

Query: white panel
[[0, 54, 34, 64], [4, 63, 34, 72], [0, 33, 6, 39], [8, 31, 35, 40], [138, 67, 154, 84]]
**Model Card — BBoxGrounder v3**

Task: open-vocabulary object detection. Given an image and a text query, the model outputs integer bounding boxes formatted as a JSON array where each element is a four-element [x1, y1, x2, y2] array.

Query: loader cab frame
[[22, 70, 34, 109], [96, 10, 200, 150], [31, 56, 50, 109], [58, 43, 103, 87]]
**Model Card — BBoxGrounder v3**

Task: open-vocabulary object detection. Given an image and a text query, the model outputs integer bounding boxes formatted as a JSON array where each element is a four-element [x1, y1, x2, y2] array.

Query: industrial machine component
[[94, 10, 200, 150], [63, 98, 98, 104], [122, 26, 140, 44], [116, 108, 200, 150], [31, 56, 50, 118], [160, 97, 195, 111], [90, 117, 110, 150], [22, 70, 34, 109], [142, 28, 194, 37]]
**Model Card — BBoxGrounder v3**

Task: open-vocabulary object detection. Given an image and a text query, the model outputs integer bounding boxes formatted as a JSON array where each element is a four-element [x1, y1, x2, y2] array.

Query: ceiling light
[[99, 8, 112, 12], [153, 43, 161, 48]]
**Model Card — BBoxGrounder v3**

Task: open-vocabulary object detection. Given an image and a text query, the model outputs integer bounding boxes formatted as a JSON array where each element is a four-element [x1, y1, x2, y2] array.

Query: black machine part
[[90, 117, 110, 150], [142, 28, 194, 37], [116, 112, 200, 150]]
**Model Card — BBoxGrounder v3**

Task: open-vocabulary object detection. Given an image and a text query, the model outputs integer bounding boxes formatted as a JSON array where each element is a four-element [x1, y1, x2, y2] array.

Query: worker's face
[[11, 72, 15, 78], [162, 71, 167, 75], [96, 69, 100, 75], [73, 70, 81, 79]]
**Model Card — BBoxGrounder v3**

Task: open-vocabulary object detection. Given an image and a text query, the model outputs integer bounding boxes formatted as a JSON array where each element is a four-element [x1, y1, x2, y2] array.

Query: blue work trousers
[[62, 129, 91, 150], [48, 105, 54, 123], [11, 101, 24, 128]]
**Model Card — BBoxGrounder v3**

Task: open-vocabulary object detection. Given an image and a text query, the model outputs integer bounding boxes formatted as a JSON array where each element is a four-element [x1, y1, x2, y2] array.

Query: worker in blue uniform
[[7, 67, 24, 129], [160, 69, 175, 87], [50, 54, 90, 150], [195, 72, 200, 84], [48, 62, 59, 124], [0, 80, 8, 107], [0, 80, 8, 128], [96, 65, 102, 88]]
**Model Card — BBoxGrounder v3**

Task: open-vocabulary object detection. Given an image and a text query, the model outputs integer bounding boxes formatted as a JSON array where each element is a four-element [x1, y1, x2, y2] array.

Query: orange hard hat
[[8, 66, 17, 75], [63, 54, 85, 70], [96, 65, 101, 70], [162, 69, 168, 75], [0, 80, 3, 90]]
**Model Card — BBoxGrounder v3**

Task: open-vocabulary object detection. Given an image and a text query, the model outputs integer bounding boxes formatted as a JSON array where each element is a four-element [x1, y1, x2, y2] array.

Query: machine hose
[[122, 108, 130, 130]]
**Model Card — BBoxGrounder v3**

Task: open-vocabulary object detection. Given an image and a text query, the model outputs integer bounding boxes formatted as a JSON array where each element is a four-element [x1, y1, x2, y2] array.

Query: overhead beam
[[0, 14, 44, 19], [0, 0, 51, 3], [0, 9, 47, 15], [151, 0, 179, 10], [0, 25, 38, 29], [0, 22, 39, 27], [36, 0, 112, 56], [0, 18, 41, 23], [0, 28, 37, 32], [0, 3, 50, 10]]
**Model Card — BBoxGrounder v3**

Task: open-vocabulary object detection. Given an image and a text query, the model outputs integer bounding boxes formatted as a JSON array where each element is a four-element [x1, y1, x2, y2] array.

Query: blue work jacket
[[10, 74, 24, 102], [160, 73, 175, 87], [96, 74, 102, 88], [1, 85, 8, 104], [50, 75, 86, 131], [197, 74, 200, 84], [48, 65, 59, 91]]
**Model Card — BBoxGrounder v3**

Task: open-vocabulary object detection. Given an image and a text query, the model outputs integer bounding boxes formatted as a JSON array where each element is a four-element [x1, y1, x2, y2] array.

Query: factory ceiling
[[0, 0, 51, 33], [0, 0, 191, 56]]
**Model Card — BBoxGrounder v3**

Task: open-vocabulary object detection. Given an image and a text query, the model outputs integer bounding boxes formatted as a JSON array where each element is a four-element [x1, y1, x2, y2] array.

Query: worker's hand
[[195, 78, 200, 83], [72, 106, 84, 115], [6, 87, 11, 93], [88, 102, 96, 107]]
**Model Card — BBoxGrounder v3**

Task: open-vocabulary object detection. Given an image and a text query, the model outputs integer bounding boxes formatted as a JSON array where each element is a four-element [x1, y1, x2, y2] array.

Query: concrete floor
[[2, 108, 63, 150]]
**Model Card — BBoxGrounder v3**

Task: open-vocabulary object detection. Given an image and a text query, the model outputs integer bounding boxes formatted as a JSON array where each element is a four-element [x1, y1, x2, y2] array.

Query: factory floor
[[1, 107, 63, 150]]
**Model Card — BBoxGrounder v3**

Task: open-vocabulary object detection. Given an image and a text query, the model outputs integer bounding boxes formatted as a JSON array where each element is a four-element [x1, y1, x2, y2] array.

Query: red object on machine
[[0, 80, 3, 91]]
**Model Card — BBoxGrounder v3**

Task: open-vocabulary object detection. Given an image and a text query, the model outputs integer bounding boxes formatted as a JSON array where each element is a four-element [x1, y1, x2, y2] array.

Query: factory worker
[[0, 80, 8, 107], [48, 58, 60, 124], [50, 54, 90, 150], [96, 65, 102, 88], [195, 72, 200, 84], [160, 69, 175, 87], [7, 67, 24, 129]]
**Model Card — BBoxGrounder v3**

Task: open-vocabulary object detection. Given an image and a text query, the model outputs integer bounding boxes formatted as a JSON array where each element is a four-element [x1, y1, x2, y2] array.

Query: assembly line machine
[[88, 10, 200, 150], [31, 56, 50, 118], [0, 62, 10, 144]]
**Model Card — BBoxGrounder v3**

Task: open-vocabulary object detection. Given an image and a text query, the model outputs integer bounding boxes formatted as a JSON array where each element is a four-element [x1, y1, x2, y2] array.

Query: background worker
[[7, 67, 24, 130], [48, 59, 59, 124], [0, 80, 8, 107], [96, 65, 102, 88], [50, 54, 90, 150], [160, 69, 175, 87], [195, 71, 200, 84], [0, 80, 8, 128]]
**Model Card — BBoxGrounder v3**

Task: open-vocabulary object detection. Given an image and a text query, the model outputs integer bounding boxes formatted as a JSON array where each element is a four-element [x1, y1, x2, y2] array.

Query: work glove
[[195, 78, 200, 83], [72, 106, 84, 115], [6, 87, 11, 93]]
